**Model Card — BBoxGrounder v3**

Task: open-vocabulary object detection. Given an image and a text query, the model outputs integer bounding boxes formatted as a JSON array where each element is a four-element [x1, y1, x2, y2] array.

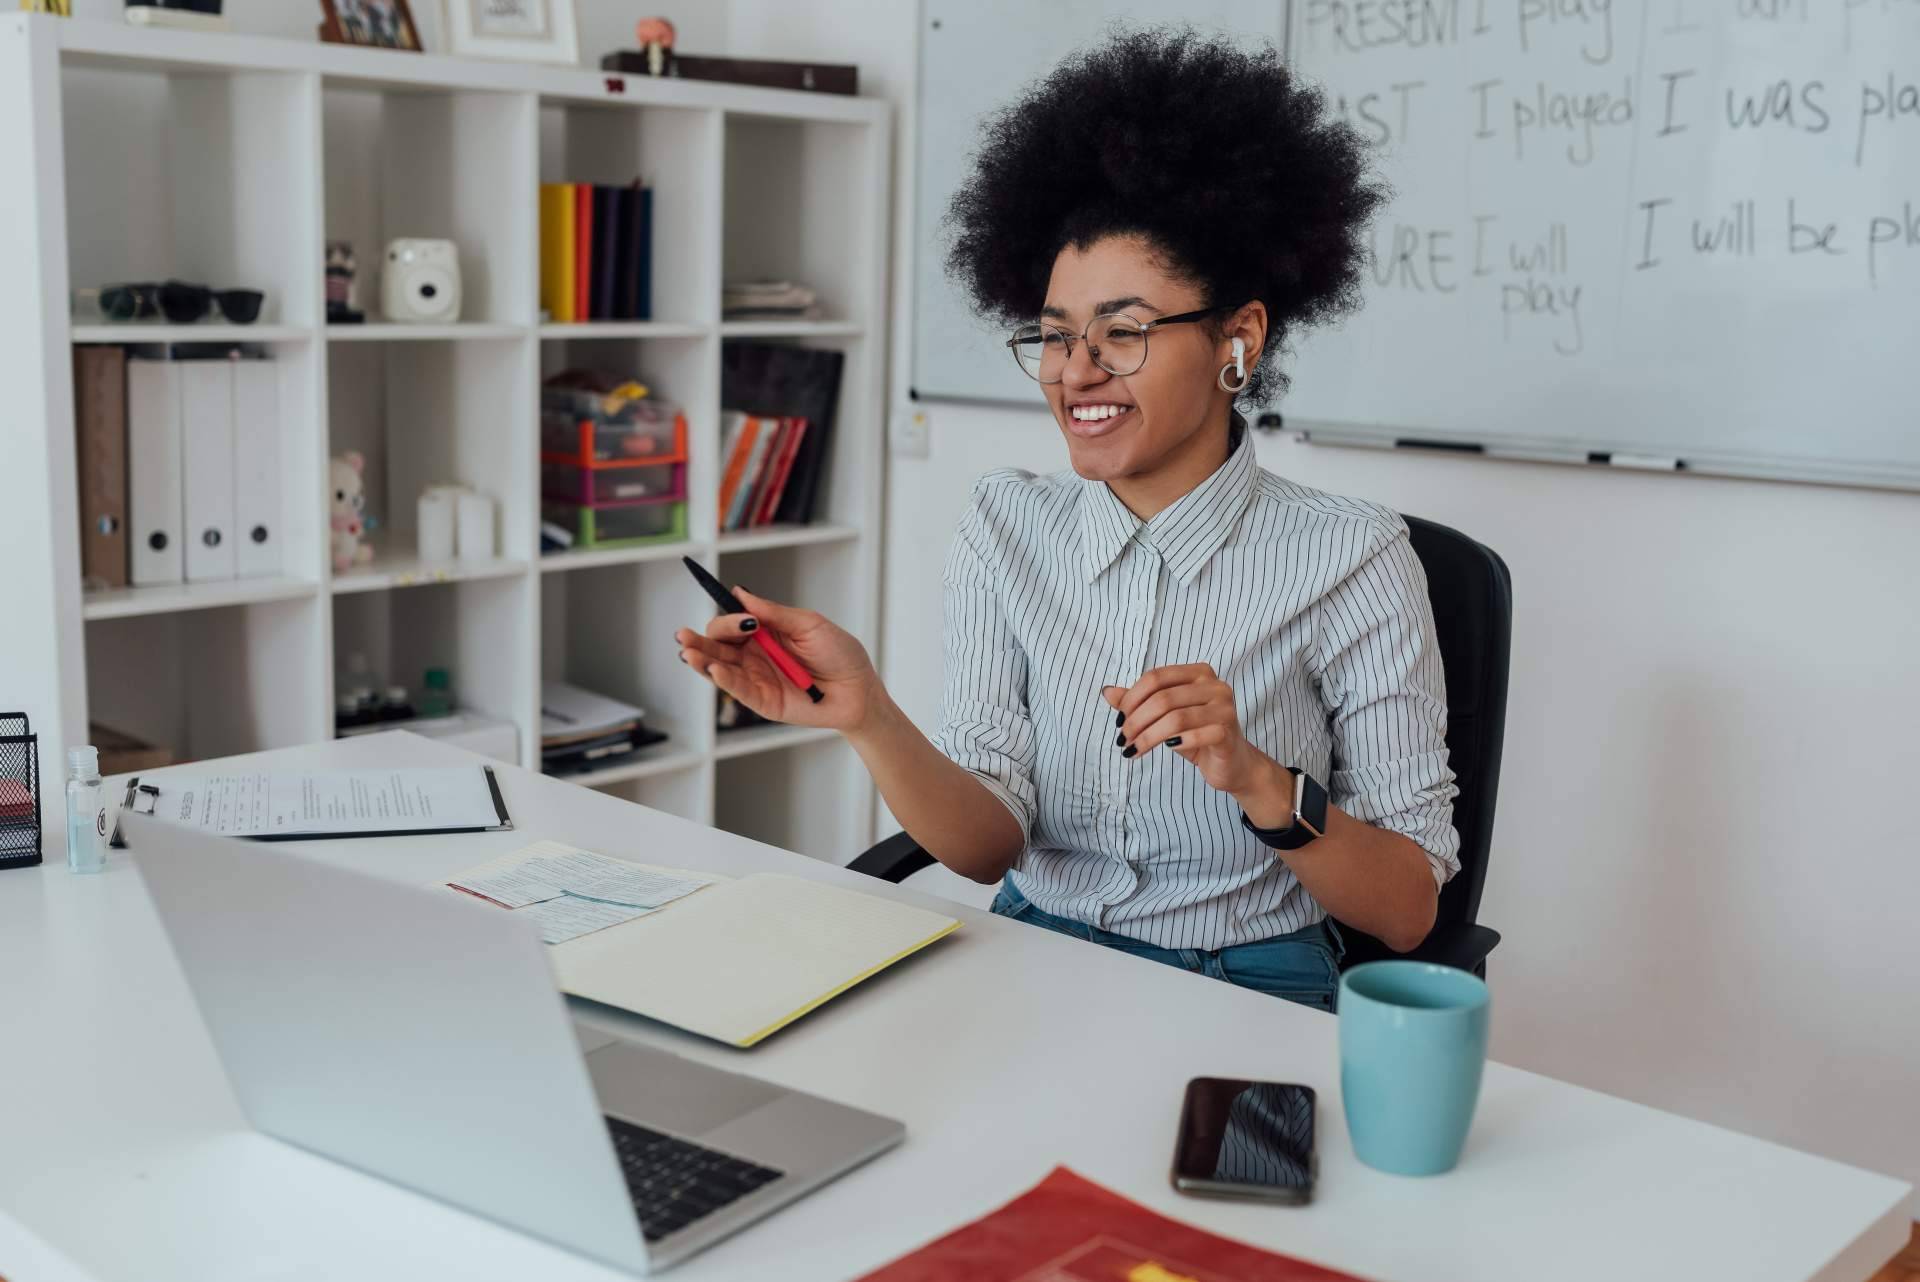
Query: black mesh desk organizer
[[0, 712, 42, 869]]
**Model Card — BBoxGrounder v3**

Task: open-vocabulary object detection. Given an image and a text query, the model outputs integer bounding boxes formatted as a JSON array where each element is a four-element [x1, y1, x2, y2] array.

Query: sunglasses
[[91, 281, 265, 326]]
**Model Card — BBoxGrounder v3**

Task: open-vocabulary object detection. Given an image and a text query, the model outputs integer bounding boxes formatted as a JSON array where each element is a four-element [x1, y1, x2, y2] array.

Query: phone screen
[[1171, 1077, 1316, 1202]]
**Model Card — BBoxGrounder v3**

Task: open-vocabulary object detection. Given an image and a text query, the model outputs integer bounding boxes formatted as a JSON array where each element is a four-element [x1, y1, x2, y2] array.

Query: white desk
[[2, 733, 1909, 1282]]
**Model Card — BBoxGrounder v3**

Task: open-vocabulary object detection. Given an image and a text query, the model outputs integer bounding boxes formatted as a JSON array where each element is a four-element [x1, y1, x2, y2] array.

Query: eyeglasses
[[87, 281, 266, 326], [1005, 304, 1240, 384]]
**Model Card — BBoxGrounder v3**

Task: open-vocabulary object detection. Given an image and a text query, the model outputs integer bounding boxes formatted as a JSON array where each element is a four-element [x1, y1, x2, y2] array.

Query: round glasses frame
[[1004, 303, 1242, 384]]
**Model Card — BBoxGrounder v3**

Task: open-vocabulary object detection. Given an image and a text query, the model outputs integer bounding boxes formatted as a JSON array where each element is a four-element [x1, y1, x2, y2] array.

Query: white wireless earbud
[[1231, 337, 1246, 379]]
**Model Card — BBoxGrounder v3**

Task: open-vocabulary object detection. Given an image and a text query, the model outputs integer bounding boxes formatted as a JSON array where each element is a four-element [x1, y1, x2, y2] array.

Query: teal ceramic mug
[[1338, 961, 1490, 1176]]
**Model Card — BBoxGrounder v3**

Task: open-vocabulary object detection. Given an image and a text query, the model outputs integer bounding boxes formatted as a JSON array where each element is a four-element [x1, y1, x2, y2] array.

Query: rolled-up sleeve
[[931, 487, 1038, 849], [1314, 520, 1461, 888]]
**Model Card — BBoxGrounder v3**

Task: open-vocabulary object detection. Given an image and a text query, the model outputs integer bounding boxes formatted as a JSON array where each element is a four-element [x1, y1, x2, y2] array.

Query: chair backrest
[[1401, 514, 1512, 937]]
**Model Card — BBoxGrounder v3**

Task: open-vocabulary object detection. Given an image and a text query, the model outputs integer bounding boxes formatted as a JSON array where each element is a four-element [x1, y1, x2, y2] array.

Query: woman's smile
[[1064, 400, 1137, 438]]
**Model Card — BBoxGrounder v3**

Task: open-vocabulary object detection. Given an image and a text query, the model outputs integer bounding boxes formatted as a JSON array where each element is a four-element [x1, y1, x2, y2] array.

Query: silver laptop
[[123, 813, 904, 1274]]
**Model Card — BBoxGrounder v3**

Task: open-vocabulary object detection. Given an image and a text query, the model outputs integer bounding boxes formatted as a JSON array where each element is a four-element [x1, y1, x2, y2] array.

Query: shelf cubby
[[76, 333, 328, 620], [715, 331, 875, 542], [536, 96, 719, 330], [715, 735, 862, 863], [722, 113, 874, 328], [539, 558, 714, 782], [322, 83, 536, 326], [714, 537, 865, 641], [330, 576, 535, 761], [61, 62, 319, 330], [538, 330, 716, 545], [86, 596, 326, 764], [326, 335, 536, 576]]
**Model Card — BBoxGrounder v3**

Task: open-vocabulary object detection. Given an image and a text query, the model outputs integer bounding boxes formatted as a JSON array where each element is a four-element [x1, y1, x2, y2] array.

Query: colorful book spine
[[590, 186, 619, 320], [739, 418, 789, 530], [539, 184, 577, 323], [716, 413, 760, 528], [573, 183, 592, 322], [636, 186, 652, 321], [727, 418, 778, 531], [543, 179, 655, 324], [756, 416, 809, 527], [609, 185, 636, 321]]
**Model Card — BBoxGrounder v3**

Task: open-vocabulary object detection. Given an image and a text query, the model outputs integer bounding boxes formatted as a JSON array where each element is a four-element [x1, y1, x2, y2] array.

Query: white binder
[[180, 360, 236, 582], [127, 358, 184, 587], [231, 360, 280, 579]]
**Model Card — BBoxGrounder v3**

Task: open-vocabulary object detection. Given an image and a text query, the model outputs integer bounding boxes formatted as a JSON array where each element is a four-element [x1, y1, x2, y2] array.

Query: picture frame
[[443, 0, 578, 65], [319, 0, 423, 51]]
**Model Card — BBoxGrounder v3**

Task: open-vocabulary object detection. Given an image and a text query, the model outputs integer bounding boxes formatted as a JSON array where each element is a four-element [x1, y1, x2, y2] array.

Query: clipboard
[[111, 766, 513, 847]]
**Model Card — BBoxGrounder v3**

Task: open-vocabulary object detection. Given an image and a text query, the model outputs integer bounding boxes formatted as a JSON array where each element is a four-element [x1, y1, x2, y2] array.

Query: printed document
[[158, 767, 507, 838], [447, 841, 714, 944]]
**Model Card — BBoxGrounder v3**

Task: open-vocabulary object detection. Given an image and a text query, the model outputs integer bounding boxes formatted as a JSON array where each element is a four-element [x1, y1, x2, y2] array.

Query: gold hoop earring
[[1218, 361, 1249, 394]]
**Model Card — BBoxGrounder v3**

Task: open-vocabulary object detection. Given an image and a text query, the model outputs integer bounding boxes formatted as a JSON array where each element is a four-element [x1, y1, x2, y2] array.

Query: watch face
[[1297, 771, 1328, 837]]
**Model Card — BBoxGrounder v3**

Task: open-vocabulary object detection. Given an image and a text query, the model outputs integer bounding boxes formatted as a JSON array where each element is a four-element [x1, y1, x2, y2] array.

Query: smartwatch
[[1240, 767, 1328, 852]]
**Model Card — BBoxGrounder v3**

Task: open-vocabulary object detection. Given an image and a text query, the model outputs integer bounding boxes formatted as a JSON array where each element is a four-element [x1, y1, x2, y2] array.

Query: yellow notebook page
[[553, 873, 960, 1048]]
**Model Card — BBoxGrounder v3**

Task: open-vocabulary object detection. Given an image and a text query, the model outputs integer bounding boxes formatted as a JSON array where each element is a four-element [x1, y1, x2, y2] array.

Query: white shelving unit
[[0, 13, 890, 862]]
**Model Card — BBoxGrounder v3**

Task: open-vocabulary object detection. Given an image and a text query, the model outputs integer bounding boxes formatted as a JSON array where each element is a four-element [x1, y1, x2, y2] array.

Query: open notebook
[[449, 847, 961, 1048]]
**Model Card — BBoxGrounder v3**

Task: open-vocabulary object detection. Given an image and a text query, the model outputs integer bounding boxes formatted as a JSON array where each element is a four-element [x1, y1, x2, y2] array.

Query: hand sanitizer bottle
[[66, 745, 107, 874]]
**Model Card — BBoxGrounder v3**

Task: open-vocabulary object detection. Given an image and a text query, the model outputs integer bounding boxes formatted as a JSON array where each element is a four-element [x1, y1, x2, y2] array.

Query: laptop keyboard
[[605, 1116, 786, 1242]]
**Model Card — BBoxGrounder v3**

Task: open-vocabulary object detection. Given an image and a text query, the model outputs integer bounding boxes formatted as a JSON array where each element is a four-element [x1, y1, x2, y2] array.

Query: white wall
[[741, 0, 1920, 1196]]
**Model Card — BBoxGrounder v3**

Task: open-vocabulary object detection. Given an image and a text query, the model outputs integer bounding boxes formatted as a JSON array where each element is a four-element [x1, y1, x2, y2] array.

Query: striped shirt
[[934, 418, 1460, 950]]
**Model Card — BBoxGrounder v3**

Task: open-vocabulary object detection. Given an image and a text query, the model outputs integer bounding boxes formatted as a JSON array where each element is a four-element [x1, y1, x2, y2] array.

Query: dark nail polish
[[740, 617, 759, 633], [1121, 745, 1138, 759], [1114, 731, 1126, 746], [1115, 709, 1125, 727], [1167, 736, 1182, 747]]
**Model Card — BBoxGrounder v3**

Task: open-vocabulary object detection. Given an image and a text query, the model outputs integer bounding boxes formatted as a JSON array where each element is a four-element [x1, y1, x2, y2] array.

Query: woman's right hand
[[674, 589, 881, 733]]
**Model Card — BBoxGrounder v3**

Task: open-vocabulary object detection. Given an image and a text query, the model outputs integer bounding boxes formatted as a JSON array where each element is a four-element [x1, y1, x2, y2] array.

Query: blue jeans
[[989, 879, 1345, 1012]]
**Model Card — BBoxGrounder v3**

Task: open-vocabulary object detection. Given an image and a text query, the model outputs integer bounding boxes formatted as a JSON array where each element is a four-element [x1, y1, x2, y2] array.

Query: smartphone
[[1170, 1077, 1316, 1204]]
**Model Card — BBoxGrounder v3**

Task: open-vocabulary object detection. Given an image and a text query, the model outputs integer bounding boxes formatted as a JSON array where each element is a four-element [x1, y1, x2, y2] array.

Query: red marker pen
[[682, 557, 825, 703]]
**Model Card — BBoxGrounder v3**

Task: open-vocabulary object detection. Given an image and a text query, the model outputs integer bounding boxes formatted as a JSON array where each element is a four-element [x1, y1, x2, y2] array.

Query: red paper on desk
[[0, 778, 32, 817], [854, 1166, 1373, 1282]]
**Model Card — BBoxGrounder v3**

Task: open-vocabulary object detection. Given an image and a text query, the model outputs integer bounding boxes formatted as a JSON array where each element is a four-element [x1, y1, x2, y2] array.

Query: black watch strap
[[1240, 767, 1328, 851]]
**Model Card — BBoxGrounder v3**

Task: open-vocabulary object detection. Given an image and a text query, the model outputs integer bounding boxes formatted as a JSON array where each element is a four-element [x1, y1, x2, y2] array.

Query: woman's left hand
[[1104, 664, 1279, 798]]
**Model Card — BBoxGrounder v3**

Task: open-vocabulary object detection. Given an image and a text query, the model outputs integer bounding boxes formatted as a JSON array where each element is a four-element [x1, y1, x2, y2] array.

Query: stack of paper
[[448, 841, 711, 945], [721, 279, 820, 320], [540, 680, 667, 777]]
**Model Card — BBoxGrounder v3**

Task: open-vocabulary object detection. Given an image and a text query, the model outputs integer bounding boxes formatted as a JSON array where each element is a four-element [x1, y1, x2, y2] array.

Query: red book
[[855, 1167, 1368, 1281], [573, 183, 592, 322], [740, 417, 790, 529], [754, 416, 809, 527]]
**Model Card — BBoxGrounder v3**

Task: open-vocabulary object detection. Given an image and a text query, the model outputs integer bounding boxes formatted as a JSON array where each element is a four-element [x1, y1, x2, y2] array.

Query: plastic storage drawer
[[540, 392, 686, 466], [542, 497, 687, 550], [543, 461, 684, 505]]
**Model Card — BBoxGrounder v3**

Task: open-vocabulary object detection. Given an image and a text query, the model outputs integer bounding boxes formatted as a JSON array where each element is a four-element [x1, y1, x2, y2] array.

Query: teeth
[[1071, 404, 1129, 421]]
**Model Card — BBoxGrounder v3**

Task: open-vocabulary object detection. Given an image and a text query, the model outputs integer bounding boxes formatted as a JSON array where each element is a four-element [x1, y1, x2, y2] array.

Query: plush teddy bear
[[330, 451, 375, 573]]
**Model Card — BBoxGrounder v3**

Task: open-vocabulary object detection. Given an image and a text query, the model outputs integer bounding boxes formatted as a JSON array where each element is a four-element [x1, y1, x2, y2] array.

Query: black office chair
[[848, 514, 1512, 979]]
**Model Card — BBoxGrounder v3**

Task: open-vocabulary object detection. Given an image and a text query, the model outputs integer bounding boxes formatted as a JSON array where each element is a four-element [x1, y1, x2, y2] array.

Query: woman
[[675, 28, 1458, 1011]]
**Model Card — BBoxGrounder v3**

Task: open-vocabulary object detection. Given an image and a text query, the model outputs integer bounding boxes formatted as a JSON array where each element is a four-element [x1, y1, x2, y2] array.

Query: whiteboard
[[1283, 0, 1920, 489], [912, 0, 1287, 408], [913, 0, 1920, 490]]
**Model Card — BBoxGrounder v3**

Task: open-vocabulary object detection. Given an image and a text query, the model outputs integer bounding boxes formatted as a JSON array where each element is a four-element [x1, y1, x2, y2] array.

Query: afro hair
[[942, 25, 1386, 405]]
